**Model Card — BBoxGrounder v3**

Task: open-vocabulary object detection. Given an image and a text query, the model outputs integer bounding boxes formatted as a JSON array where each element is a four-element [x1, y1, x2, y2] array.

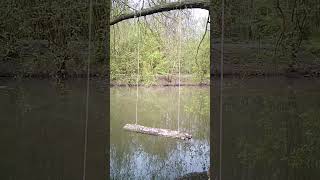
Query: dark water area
[[1, 77, 320, 179], [0, 79, 107, 180], [219, 77, 320, 180]]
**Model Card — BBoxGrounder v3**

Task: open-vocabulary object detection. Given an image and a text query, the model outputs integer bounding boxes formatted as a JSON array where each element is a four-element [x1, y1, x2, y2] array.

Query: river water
[[1, 78, 320, 179], [111, 86, 210, 179], [219, 78, 320, 180]]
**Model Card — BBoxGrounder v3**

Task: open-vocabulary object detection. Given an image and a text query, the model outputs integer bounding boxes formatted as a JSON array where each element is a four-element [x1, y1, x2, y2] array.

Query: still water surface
[[0, 79, 107, 180], [220, 78, 320, 180], [1, 78, 320, 179], [110, 87, 210, 179]]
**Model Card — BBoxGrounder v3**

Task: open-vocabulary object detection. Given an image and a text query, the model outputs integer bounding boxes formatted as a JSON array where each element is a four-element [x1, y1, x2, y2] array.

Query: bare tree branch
[[195, 15, 210, 66]]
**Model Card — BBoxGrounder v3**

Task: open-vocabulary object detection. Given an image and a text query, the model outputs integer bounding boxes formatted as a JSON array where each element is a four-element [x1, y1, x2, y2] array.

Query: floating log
[[123, 124, 192, 140]]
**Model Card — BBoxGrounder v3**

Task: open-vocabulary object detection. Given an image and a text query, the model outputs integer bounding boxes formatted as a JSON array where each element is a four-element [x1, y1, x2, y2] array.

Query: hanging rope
[[135, 13, 139, 125], [177, 0, 182, 132], [82, 0, 93, 179], [135, 6, 142, 125], [219, 0, 225, 179]]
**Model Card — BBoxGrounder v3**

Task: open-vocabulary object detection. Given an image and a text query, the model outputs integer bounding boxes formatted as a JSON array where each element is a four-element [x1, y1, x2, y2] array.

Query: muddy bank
[[1, 40, 320, 80], [0, 40, 108, 79], [111, 74, 210, 86], [211, 42, 320, 78], [1, 67, 320, 80], [212, 62, 320, 78]]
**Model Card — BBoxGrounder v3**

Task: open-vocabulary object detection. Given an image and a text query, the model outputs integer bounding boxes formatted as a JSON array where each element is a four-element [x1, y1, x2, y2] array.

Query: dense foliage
[[110, 14, 210, 85], [211, 0, 320, 63], [1, 0, 320, 80], [0, 0, 108, 77]]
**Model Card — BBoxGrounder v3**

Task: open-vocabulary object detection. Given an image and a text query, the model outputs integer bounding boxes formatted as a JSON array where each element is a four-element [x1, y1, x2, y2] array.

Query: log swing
[[123, 3, 192, 140]]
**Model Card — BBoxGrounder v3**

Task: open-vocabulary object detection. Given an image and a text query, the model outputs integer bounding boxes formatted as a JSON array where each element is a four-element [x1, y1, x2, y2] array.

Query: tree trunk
[[110, 0, 210, 25]]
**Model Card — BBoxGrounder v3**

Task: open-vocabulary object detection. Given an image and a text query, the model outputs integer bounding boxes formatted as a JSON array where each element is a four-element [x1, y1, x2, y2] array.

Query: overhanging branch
[[110, 0, 210, 25]]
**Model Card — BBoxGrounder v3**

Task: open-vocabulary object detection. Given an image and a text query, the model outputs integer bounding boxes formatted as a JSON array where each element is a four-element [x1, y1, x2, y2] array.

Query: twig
[[195, 15, 210, 66]]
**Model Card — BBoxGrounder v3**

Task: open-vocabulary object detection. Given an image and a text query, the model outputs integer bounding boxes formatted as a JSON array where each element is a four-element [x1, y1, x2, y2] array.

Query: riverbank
[[1, 40, 320, 81], [1, 68, 320, 86]]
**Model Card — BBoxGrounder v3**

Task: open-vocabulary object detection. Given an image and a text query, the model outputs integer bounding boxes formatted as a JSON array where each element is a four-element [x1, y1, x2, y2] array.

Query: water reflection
[[219, 78, 320, 180], [0, 79, 107, 180], [110, 87, 210, 179], [2, 78, 319, 179]]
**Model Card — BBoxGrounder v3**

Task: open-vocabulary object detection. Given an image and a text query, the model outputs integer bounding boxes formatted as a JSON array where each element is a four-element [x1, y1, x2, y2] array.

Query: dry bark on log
[[111, 0, 210, 25], [123, 124, 192, 140]]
